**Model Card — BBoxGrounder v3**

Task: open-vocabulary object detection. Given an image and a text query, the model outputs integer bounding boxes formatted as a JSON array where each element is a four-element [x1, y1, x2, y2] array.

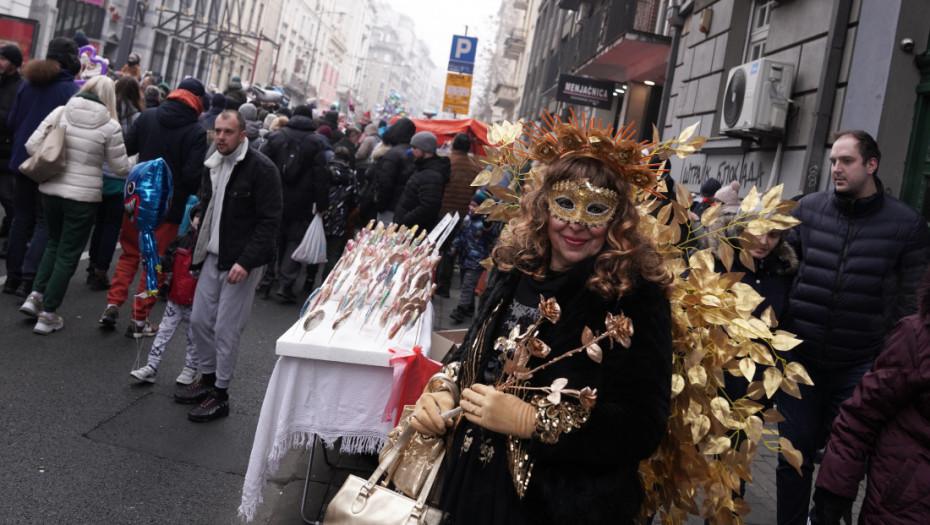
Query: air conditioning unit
[[719, 58, 795, 135]]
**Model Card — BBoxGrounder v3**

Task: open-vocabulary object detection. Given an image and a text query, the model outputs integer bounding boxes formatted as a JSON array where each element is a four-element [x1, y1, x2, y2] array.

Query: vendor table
[[237, 303, 434, 522]]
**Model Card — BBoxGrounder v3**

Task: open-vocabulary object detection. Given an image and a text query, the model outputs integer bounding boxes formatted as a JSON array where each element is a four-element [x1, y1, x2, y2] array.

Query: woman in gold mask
[[410, 122, 675, 524]]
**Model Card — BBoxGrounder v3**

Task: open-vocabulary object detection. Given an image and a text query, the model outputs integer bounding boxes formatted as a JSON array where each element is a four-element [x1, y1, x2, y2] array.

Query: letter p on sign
[[449, 35, 478, 64]]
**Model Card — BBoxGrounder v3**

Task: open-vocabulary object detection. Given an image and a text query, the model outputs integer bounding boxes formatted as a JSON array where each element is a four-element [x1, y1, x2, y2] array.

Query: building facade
[[663, 0, 930, 219], [488, 0, 540, 123]]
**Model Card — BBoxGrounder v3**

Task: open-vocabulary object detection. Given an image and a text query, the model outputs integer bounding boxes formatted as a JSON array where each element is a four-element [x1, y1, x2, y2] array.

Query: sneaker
[[33, 312, 64, 335], [174, 378, 212, 404], [130, 364, 157, 383], [125, 320, 158, 339], [188, 392, 230, 422], [99, 305, 119, 327], [175, 366, 201, 385], [19, 292, 42, 318]]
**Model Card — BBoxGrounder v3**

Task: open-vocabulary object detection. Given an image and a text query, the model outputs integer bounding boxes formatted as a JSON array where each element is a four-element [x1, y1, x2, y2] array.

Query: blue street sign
[[449, 35, 478, 64], [448, 60, 474, 75]]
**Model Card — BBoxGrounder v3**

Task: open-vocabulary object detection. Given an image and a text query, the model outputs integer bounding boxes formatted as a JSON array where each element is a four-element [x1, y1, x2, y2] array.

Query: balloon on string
[[75, 45, 108, 85], [124, 158, 174, 296]]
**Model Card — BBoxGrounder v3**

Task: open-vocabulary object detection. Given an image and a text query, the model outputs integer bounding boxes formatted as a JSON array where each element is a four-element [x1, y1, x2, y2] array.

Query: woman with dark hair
[[410, 124, 674, 524], [86, 75, 143, 290]]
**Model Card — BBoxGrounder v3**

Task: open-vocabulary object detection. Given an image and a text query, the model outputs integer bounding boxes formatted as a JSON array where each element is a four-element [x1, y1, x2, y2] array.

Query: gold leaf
[[675, 180, 694, 208], [687, 365, 708, 387], [780, 376, 802, 399], [745, 380, 766, 400], [762, 407, 786, 424], [489, 166, 507, 185], [779, 437, 804, 475], [738, 247, 756, 273], [775, 199, 800, 213], [770, 331, 801, 351], [760, 183, 784, 212], [586, 341, 603, 363], [746, 415, 764, 444], [487, 183, 518, 202], [488, 205, 517, 222], [768, 213, 802, 229], [687, 136, 709, 150], [678, 121, 700, 142], [671, 374, 685, 397], [482, 145, 502, 163], [704, 435, 731, 455], [748, 342, 776, 366], [700, 202, 721, 227], [656, 201, 673, 226], [760, 305, 777, 328], [738, 230, 763, 251], [763, 367, 782, 399], [738, 357, 756, 382], [479, 257, 494, 272], [745, 218, 779, 236], [691, 414, 711, 443], [710, 397, 731, 425], [740, 186, 759, 213], [471, 169, 494, 187], [717, 241, 735, 273], [581, 326, 594, 346], [700, 294, 723, 307], [474, 199, 498, 214], [785, 361, 814, 386], [652, 123, 660, 145]]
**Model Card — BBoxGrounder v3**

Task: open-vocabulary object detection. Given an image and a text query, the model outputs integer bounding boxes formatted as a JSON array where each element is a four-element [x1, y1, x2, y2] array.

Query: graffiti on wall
[[673, 151, 772, 193]]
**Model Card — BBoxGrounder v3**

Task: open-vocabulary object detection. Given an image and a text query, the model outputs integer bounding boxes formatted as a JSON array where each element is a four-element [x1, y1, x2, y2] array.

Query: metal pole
[[115, 0, 139, 71], [271, 42, 281, 86], [250, 28, 263, 85], [655, 1, 683, 141]]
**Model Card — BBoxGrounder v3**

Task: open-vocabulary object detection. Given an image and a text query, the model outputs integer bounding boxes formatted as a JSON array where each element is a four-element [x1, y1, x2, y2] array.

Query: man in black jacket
[[175, 110, 282, 422], [394, 131, 450, 232], [100, 77, 207, 337], [256, 104, 328, 301], [0, 44, 24, 253], [776, 129, 930, 525], [369, 117, 416, 223]]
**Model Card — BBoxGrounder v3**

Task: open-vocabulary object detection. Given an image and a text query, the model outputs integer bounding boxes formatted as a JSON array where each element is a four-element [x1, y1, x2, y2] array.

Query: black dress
[[440, 259, 673, 524]]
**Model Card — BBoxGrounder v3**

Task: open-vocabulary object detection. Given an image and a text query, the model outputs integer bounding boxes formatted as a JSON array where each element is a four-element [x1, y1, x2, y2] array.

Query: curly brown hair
[[492, 156, 672, 300]]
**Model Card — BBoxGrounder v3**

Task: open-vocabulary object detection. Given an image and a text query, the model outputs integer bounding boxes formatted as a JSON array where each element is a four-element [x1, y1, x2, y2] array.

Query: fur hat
[[46, 37, 81, 76], [0, 45, 23, 68], [714, 181, 741, 213], [410, 131, 438, 154]]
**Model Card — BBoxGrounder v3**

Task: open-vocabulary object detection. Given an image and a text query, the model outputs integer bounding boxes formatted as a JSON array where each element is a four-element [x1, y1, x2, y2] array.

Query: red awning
[[403, 118, 491, 156]]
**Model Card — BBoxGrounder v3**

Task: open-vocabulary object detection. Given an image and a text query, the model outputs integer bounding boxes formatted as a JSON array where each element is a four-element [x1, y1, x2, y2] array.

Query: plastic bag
[[291, 214, 327, 264]]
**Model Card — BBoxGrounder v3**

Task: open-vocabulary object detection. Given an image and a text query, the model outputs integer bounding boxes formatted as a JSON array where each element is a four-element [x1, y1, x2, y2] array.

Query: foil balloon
[[124, 158, 173, 296]]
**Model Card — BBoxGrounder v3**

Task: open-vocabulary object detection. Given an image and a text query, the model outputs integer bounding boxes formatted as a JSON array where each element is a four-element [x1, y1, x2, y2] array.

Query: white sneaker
[[20, 293, 43, 318], [175, 366, 201, 385], [33, 312, 63, 334], [130, 365, 157, 383]]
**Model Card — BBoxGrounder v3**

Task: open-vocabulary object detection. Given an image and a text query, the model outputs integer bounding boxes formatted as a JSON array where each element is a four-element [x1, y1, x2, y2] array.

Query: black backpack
[[271, 130, 307, 183]]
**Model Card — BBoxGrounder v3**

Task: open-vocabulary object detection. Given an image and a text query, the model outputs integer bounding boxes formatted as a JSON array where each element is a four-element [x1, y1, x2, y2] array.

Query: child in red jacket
[[130, 204, 202, 384]]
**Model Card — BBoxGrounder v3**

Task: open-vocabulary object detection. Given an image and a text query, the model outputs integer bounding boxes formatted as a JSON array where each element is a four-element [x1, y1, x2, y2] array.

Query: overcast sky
[[389, 0, 502, 71]]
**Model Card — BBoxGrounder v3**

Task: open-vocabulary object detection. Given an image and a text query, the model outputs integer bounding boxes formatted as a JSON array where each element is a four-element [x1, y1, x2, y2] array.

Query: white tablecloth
[[238, 305, 434, 521]]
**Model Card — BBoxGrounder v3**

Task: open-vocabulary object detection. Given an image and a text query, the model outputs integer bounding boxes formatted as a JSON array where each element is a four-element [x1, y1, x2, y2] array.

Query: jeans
[[775, 358, 873, 525], [6, 173, 48, 282], [88, 191, 125, 272]]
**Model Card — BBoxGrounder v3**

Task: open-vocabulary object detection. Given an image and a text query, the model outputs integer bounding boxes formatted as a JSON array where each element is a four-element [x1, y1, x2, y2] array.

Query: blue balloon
[[124, 158, 174, 296]]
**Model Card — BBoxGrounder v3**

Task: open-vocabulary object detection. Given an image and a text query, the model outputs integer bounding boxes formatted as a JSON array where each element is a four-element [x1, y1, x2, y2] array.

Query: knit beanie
[[317, 125, 333, 141], [211, 92, 226, 110], [239, 102, 258, 121], [470, 192, 487, 205], [0, 45, 23, 68], [46, 37, 81, 76], [714, 181, 741, 212], [700, 177, 722, 197], [263, 113, 277, 129], [410, 131, 438, 154], [72, 30, 90, 48], [177, 77, 205, 98], [294, 105, 314, 118]]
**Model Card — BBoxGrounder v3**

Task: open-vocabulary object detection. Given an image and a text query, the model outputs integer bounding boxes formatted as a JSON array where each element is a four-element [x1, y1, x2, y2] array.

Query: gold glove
[[461, 383, 534, 439]]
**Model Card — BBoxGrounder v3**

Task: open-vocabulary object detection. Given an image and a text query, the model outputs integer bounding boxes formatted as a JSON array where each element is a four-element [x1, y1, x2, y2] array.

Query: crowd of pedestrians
[[2, 33, 929, 524]]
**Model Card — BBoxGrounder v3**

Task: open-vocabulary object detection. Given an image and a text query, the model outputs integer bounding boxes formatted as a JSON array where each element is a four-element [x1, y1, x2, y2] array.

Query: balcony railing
[[504, 31, 528, 60], [494, 83, 520, 109]]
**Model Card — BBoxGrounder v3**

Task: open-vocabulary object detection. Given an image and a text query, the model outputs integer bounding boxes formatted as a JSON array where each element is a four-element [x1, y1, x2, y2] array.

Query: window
[[748, 0, 774, 61]]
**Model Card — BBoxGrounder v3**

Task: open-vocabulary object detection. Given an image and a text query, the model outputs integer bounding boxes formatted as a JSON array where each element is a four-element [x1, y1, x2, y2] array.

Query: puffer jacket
[[370, 117, 415, 212], [394, 154, 450, 232], [787, 180, 930, 367], [815, 269, 930, 524], [26, 96, 130, 202], [439, 150, 481, 218], [7, 59, 79, 171]]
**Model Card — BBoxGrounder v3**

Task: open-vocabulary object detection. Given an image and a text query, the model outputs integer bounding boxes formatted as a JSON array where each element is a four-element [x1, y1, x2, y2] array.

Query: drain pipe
[[656, 1, 685, 140], [799, 0, 854, 195]]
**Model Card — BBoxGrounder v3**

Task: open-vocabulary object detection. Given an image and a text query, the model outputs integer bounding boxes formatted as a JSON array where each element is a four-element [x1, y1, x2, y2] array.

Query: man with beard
[[393, 131, 449, 232]]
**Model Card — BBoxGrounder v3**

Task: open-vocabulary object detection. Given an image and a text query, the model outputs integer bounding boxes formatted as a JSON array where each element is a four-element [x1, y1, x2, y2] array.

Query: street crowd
[[1, 32, 928, 525]]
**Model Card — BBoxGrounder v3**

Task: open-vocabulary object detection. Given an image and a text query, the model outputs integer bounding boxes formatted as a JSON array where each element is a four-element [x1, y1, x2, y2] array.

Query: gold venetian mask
[[547, 178, 619, 228]]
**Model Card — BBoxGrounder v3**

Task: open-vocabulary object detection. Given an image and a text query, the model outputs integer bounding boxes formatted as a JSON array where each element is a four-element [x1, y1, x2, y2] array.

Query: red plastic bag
[[383, 346, 442, 426]]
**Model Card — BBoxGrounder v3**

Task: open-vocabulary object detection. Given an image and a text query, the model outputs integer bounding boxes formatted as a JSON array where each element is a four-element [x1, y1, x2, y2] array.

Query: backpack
[[274, 130, 306, 183]]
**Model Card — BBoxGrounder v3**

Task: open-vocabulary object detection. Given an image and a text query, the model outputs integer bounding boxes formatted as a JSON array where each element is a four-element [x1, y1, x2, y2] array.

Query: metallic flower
[[487, 120, 523, 146], [605, 312, 634, 348], [556, 125, 586, 150], [531, 137, 561, 164], [525, 337, 551, 358], [578, 387, 597, 409], [546, 378, 569, 404], [538, 295, 561, 324]]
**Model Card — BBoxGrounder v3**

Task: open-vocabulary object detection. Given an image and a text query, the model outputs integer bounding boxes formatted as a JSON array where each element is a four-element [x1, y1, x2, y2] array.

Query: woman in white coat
[[19, 75, 131, 334]]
